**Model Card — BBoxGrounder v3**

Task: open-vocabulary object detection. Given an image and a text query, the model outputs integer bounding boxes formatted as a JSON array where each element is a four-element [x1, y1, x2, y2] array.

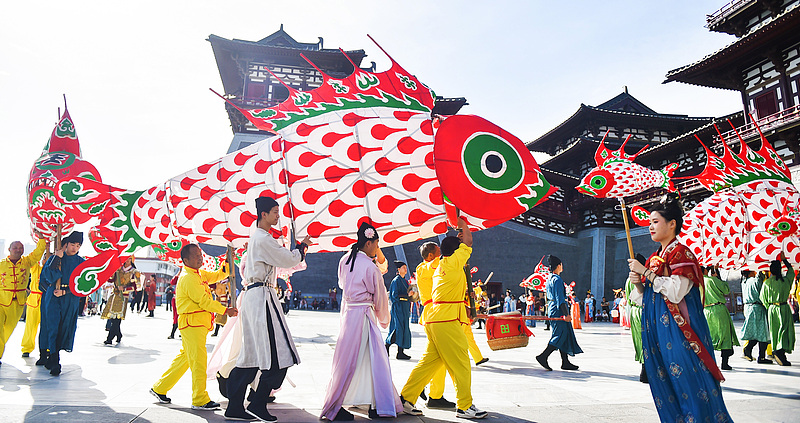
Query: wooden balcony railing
[[713, 104, 800, 148], [705, 0, 757, 28]]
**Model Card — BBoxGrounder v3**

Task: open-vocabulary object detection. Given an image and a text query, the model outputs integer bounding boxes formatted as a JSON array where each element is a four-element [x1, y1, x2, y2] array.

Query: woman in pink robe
[[320, 222, 402, 420]]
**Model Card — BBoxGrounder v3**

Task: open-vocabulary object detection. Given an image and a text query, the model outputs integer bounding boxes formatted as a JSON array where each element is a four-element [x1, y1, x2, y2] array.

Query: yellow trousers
[[402, 321, 472, 411], [428, 324, 484, 399], [21, 305, 40, 354], [464, 324, 484, 363], [0, 302, 25, 359], [152, 326, 212, 406]]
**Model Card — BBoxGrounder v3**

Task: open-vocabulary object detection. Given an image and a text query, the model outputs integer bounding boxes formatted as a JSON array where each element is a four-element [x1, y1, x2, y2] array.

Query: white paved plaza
[[0, 308, 798, 422]]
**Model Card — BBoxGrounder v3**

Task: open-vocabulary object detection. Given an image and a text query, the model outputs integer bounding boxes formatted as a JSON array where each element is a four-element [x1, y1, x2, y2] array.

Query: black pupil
[[593, 178, 602, 186], [485, 154, 503, 173]]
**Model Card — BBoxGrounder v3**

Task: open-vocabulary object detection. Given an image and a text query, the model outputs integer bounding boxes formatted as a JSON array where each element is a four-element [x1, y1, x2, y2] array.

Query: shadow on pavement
[[106, 345, 162, 365]]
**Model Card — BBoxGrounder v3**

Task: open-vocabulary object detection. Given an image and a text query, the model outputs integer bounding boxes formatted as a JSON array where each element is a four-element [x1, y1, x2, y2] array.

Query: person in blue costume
[[385, 260, 412, 360], [40, 231, 85, 376], [536, 255, 582, 371], [627, 194, 731, 423]]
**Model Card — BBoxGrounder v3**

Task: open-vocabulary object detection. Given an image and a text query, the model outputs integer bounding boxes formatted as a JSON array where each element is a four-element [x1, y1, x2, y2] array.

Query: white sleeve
[[629, 283, 643, 305], [653, 275, 693, 304], [376, 257, 389, 274]]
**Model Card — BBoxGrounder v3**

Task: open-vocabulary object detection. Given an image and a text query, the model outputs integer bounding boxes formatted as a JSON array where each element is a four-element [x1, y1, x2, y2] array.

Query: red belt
[[423, 300, 432, 306]]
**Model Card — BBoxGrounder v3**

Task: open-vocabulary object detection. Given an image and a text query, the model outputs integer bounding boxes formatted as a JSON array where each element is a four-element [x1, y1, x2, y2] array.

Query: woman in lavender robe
[[320, 222, 402, 421]]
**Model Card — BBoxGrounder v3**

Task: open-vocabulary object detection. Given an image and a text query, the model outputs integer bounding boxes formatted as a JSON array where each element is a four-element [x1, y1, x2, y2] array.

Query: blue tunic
[[40, 253, 85, 353], [545, 274, 582, 355], [385, 275, 411, 349], [642, 283, 731, 422]]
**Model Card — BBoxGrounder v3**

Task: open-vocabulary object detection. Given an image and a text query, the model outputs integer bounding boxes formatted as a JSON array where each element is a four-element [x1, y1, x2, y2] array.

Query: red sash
[[647, 240, 725, 382]]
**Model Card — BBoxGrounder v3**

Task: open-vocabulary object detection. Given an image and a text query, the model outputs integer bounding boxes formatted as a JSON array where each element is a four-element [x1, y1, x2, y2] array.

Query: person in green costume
[[624, 277, 646, 383], [760, 255, 796, 366], [701, 266, 739, 370], [740, 270, 772, 364]]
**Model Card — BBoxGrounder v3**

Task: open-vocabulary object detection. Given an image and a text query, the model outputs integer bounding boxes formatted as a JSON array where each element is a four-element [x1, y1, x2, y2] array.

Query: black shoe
[[475, 358, 489, 366], [149, 388, 171, 404], [427, 396, 456, 409], [536, 354, 551, 371], [104, 340, 112, 345], [396, 351, 411, 360], [757, 358, 773, 364], [246, 404, 277, 421], [721, 363, 732, 370], [639, 364, 649, 384], [35, 355, 48, 366], [333, 407, 354, 421], [561, 362, 579, 371], [191, 401, 221, 410], [224, 411, 256, 421], [368, 408, 381, 419], [742, 353, 754, 362], [266, 395, 276, 403], [50, 364, 62, 376], [22, 352, 29, 358]]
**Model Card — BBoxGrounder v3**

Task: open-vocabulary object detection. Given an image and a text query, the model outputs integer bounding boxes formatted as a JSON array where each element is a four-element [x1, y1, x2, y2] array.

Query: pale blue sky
[[0, 0, 741, 251]]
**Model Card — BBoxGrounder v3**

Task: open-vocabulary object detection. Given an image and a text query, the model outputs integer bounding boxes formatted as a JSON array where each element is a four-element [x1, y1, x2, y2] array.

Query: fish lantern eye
[[778, 221, 791, 231], [590, 175, 607, 189], [463, 133, 524, 193]]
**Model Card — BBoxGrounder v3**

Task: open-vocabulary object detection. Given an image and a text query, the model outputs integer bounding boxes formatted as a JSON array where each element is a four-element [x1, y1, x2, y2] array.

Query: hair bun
[[660, 192, 683, 213]]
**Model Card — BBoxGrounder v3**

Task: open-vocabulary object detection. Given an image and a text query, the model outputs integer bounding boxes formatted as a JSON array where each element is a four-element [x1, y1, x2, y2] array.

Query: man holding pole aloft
[[224, 196, 310, 422]]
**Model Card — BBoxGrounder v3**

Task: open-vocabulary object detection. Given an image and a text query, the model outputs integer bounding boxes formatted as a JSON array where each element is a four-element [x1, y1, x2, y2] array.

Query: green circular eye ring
[[462, 133, 524, 193], [590, 175, 607, 189], [778, 221, 791, 231]]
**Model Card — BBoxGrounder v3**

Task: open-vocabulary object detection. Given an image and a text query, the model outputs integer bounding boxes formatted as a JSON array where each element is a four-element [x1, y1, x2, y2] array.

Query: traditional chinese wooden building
[[208, 25, 468, 153], [665, 0, 800, 178]]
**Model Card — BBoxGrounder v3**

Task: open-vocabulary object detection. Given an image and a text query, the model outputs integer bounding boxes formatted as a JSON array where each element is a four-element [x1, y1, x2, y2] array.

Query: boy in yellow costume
[[400, 218, 487, 419], [150, 244, 237, 410], [0, 236, 46, 365]]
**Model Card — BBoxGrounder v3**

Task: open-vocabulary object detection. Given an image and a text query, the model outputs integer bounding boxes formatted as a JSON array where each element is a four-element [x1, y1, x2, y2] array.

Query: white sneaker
[[456, 405, 488, 419], [401, 398, 423, 416]]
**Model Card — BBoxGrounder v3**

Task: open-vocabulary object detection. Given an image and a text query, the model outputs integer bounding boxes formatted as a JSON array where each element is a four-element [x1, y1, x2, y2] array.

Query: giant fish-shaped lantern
[[680, 122, 800, 270], [51, 37, 557, 296], [28, 107, 103, 242], [577, 132, 677, 198]]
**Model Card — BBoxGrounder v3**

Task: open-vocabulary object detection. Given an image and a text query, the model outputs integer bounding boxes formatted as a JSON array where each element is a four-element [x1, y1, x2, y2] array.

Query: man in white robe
[[224, 197, 310, 422]]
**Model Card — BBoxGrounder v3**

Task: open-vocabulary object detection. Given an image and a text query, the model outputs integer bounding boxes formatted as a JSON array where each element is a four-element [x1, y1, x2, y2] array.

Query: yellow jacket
[[427, 244, 471, 325], [416, 257, 439, 324], [176, 265, 229, 331], [0, 239, 46, 307]]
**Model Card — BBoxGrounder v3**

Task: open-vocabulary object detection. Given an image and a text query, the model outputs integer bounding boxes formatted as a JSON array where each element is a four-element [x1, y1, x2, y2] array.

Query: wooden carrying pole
[[226, 246, 236, 307], [619, 198, 635, 260]]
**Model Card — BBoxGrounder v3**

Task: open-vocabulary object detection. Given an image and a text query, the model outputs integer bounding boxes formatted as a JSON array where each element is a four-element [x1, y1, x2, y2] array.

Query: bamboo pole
[[619, 198, 635, 260], [226, 245, 236, 307]]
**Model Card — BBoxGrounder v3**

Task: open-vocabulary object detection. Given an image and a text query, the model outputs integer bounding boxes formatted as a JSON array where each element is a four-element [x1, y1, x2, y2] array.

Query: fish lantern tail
[[661, 163, 679, 192]]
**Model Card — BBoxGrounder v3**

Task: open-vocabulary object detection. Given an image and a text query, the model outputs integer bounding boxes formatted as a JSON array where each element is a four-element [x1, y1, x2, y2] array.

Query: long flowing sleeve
[[371, 265, 391, 328], [650, 275, 693, 304], [40, 255, 59, 291]]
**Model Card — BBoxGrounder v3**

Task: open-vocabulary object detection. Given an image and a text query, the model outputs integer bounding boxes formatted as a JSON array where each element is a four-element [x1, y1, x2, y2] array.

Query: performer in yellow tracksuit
[[21, 256, 48, 357], [400, 218, 487, 419], [151, 244, 236, 410], [0, 237, 46, 363]]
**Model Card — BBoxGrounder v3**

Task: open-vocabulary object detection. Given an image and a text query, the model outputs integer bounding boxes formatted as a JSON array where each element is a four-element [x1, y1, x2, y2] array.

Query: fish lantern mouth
[[433, 115, 555, 222]]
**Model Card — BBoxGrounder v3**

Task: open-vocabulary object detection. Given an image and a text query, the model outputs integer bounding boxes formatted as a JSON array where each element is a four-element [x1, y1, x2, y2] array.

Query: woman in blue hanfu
[[627, 194, 731, 423]]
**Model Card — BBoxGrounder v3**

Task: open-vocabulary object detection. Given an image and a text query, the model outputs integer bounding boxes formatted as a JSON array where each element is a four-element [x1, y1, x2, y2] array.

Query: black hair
[[547, 254, 562, 272], [770, 260, 785, 282], [741, 270, 754, 278], [180, 244, 198, 263], [419, 242, 439, 259], [440, 236, 461, 257], [649, 192, 684, 235]]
